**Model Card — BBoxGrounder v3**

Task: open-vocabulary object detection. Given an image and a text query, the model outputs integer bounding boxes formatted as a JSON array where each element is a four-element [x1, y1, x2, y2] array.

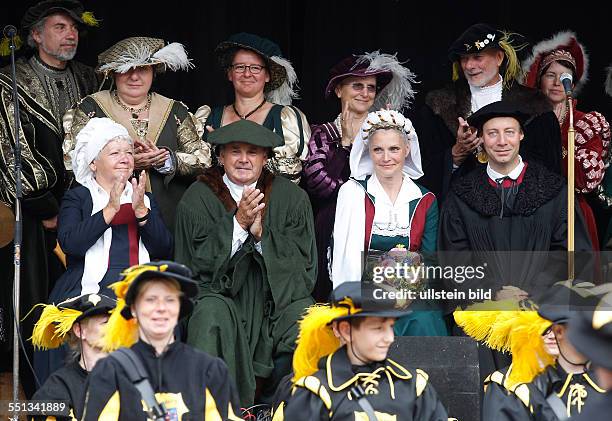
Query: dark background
[[2, 0, 612, 125]]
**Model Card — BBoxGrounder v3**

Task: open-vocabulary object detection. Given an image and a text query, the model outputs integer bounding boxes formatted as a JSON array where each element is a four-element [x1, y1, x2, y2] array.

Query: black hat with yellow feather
[[31, 293, 116, 350], [1, 0, 100, 57], [101, 261, 198, 352], [292, 282, 410, 382], [447, 23, 528, 89]]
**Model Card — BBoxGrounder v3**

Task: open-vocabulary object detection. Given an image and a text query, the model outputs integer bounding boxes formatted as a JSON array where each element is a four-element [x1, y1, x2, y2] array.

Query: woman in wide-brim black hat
[[301, 51, 417, 302], [196, 32, 310, 183], [82, 261, 242, 420]]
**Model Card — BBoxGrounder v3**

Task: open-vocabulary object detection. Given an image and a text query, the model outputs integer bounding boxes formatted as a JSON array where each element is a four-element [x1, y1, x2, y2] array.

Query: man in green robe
[[175, 119, 316, 406]]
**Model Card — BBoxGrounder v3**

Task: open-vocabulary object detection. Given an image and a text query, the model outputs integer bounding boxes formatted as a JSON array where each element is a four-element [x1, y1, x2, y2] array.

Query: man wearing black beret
[[416, 23, 562, 202]]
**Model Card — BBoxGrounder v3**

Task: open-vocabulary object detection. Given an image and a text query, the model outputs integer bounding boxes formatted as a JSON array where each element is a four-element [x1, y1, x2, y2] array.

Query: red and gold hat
[[522, 31, 588, 95]]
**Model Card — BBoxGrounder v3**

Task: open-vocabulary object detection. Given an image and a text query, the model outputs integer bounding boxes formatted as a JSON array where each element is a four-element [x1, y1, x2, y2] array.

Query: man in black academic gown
[[416, 23, 561, 201], [439, 101, 592, 376], [567, 290, 612, 420], [439, 101, 592, 299]]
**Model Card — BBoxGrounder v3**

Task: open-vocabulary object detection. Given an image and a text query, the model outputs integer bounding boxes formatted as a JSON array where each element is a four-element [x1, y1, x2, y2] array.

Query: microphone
[[560, 72, 574, 97], [3, 25, 17, 38]]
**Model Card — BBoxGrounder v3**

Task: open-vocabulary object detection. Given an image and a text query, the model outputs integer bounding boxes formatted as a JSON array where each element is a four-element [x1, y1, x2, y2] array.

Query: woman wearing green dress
[[331, 109, 448, 336]]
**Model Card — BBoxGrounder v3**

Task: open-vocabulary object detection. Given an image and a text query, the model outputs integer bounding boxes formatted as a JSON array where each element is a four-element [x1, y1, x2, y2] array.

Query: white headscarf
[[69, 117, 150, 295], [70, 117, 131, 186], [349, 109, 423, 180]]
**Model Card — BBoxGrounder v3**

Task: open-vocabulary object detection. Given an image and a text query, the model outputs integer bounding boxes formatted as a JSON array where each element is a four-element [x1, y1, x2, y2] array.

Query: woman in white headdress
[[49, 117, 172, 304], [331, 109, 448, 336], [303, 51, 417, 301]]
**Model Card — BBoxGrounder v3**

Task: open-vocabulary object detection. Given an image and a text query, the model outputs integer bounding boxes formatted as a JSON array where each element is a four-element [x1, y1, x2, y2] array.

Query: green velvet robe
[[174, 167, 316, 406]]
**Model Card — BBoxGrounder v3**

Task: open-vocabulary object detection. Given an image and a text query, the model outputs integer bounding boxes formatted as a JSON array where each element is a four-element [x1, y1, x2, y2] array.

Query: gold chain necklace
[[113, 91, 152, 119]]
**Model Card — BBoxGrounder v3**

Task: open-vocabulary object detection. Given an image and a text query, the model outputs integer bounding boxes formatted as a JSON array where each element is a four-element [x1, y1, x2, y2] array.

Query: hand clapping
[[131, 170, 148, 219], [134, 139, 169, 170], [235, 186, 265, 240], [452, 117, 482, 165]]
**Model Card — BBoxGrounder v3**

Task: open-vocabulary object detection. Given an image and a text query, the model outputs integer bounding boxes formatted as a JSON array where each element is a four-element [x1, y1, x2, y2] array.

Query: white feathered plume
[[99, 42, 193, 74], [354, 51, 418, 113], [266, 55, 299, 105]]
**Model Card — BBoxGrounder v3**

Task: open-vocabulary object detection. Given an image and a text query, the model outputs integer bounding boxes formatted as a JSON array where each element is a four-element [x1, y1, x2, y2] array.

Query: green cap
[[208, 119, 284, 149]]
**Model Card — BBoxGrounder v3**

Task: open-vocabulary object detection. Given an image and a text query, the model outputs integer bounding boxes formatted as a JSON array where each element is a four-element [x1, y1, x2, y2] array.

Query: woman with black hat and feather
[[196, 32, 310, 183]]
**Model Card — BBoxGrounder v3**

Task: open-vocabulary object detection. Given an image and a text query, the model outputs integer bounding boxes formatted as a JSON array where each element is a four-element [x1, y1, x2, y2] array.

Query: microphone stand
[[5, 27, 23, 405], [566, 95, 575, 280]]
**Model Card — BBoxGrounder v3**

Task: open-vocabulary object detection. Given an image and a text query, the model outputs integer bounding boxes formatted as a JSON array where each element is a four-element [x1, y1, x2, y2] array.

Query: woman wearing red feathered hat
[[522, 31, 610, 250]]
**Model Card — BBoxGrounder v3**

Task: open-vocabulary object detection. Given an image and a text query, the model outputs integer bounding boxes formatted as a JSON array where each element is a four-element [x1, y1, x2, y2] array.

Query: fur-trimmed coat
[[438, 161, 592, 308], [174, 166, 316, 406], [416, 79, 562, 201]]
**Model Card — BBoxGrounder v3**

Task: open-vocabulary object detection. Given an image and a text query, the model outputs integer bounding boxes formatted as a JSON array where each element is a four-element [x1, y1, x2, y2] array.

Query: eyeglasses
[[230, 64, 266, 74], [348, 82, 378, 94]]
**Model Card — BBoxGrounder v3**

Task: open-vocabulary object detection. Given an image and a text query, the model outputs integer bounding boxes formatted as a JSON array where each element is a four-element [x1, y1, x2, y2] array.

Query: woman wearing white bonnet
[[331, 109, 448, 336], [48, 117, 172, 305]]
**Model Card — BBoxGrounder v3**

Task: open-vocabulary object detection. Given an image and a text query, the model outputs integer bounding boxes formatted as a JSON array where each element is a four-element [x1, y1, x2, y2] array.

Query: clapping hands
[[235, 186, 265, 241]]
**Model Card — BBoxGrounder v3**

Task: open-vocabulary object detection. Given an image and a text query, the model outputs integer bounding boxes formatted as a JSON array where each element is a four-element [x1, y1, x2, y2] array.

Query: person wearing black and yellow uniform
[[455, 281, 606, 420], [567, 291, 612, 420], [82, 261, 241, 420], [30, 293, 116, 421], [274, 282, 449, 420]]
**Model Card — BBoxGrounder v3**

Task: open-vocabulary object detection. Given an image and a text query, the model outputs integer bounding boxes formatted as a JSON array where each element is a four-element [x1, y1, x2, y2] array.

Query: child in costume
[[275, 281, 449, 420], [30, 293, 116, 420]]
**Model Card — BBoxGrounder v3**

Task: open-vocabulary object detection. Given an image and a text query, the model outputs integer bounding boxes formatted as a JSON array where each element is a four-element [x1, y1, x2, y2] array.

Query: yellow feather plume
[[0, 35, 23, 57], [452, 62, 461, 82], [454, 300, 553, 388], [101, 298, 138, 352], [31, 304, 76, 350], [499, 31, 528, 88], [81, 12, 100, 27], [505, 311, 554, 388], [454, 300, 520, 343], [292, 301, 359, 382]]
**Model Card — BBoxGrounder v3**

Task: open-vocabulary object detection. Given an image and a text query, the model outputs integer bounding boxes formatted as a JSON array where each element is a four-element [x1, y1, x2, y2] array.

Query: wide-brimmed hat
[[102, 261, 199, 352], [215, 32, 298, 105], [97, 36, 193, 76], [31, 293, 116, 350], [324, 51, 417, 113], [329, 281, 411, 321], [350, 109, 423, 180], [536, 280, 597, 327], [466, 101, 531, 132], [448, 23, 505, 61], [568, 291, 612, 370], [448, 23, 527, 87], [522, 31, 589, 96], [291, 281, 410, 382], [208, 119, 284, 149], [21, 0, 99, 30]]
